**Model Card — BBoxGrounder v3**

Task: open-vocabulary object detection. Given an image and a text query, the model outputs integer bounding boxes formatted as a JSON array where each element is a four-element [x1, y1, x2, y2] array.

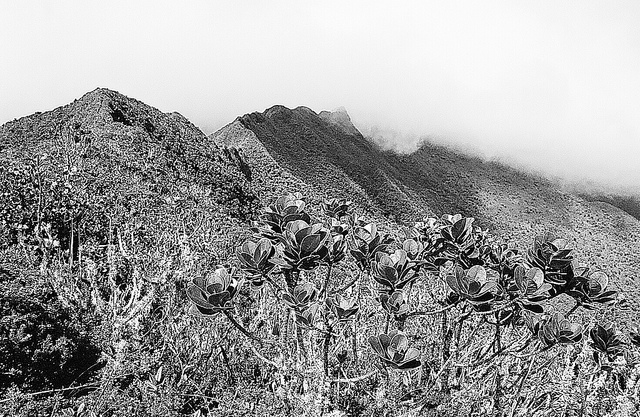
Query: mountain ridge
[[217, 103, 640, 319], [2, 89, 640, 415]]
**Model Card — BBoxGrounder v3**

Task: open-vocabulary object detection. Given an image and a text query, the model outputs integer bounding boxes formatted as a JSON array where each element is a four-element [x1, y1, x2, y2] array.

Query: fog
[[2, 1, 639, 193]]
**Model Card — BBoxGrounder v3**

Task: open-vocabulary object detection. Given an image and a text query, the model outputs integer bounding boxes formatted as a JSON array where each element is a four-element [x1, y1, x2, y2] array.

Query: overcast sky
[[1, 1, 639, 192]]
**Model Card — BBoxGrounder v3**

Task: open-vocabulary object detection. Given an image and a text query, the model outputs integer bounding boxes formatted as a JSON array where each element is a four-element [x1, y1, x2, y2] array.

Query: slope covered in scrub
[[2, 91, 640, 416], [230, 105, 640, 322], [0, 88, 259, 395]]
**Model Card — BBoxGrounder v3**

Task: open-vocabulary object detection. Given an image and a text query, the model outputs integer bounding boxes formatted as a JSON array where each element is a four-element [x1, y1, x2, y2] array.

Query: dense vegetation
[[2, 91, 639, 416], [2, 189, 639, 415]]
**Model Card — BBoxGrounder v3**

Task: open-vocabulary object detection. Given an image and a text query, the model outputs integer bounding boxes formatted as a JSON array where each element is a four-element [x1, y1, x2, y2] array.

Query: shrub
[[0, 275, 102, 391], [184, 193, 639, 415]]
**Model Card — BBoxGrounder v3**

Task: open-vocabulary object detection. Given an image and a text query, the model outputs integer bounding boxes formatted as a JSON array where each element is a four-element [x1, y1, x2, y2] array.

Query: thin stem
[[219, 345, 235, 384], [0, 382, 100, 404], [473, 298, 518, 316], [351, 320, 358, 364], [223, 310, 274, 345], [494, 318, 503, 415], [334, 271, 361, 294], [323, 319, 332, 377], [405, 304, 455, 318], [440, 308, 453, 392], [566, 302, 580, 318], [320, 264, 333, 298], [296, 323, 308, 360], [331, 370, 377, 384], [249, 344, 280, 369], [509, 355, 537, 417], [266, 276, 284, 295]]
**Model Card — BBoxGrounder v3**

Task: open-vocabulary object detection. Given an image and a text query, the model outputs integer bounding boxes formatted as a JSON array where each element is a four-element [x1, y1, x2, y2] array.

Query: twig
[[494, 318, 503, 414], [331, 370, 377, 384], [333, 272, 360, 294], [473, 298, 519, 316], [179, 393, 222, 402], [249, 344, 280, 369], [219, 345, 235, 384], [320, 264, 333, 298], [566, 302, 580, 318], [405, 304, 455, 318], [223, 310, 275, 345], [0, 382, 99, 404], [509, 354, 537, 417]]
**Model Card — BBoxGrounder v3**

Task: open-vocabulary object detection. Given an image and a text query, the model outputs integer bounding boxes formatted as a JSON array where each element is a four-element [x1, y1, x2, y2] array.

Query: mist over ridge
[[2, 1, 640, 194]]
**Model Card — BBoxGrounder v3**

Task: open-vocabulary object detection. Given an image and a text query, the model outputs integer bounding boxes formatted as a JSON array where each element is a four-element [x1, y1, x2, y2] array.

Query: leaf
[[521, 301, 544, 314], [300, 234, 322, 254], [402, 347, 421, 363], [466, 265, 487, 284], [155, 366, 164, 384], [514, 265, 526, 292], [390, 332, 408, 354], [445, 273, 461, 294], [451, 217, 473, 242], [369, 336, 385, 357], [527, 267, 544, 287], [403, 239, 420, 256], [186, 286, 212, 309]]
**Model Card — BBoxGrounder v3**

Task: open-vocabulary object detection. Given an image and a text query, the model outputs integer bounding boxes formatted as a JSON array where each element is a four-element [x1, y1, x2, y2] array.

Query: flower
[[321, 198, 352, 218], [282, 282, 318, 310], [524, 312, 583, 346], [369, 330, 421, 371], [370, 249, 418, 290], [349, 220, 392, 270], [445, 265, 497, 310], [566, 268, 617, 309], [378, 290, 409, 318], [253, 193, 310, 239], [236, 238, 276, 285], [326, 294, 359, 321], [186, 266, 242, 315], [269, 220, 330, 270], [590, 323, 625, 360]]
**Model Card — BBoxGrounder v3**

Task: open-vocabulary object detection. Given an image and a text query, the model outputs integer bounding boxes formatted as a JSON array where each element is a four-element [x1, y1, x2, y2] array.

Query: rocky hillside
[[579, 192, 640, 222], [0, 88, 258, 392], [2, 90, 639, 415], [214, 105, 640, 319]]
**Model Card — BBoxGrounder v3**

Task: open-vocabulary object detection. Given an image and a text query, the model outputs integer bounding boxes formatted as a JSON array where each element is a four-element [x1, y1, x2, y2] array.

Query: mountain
[[1, 87, 257, 250], [3, 90, 640, 415], [579, 192, 640, 222], [213, 105, 640, 319], [0, 88, 258, 392]]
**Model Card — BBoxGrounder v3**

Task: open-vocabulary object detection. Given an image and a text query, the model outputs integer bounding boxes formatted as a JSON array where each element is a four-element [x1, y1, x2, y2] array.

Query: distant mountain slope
[[219, 105, 640, 319], [579, 193, 640, 222], [0, 88, 263, 391], [0, 87, 260, 293], [232, 105, 425, 222], [0, 87, 257, 224]]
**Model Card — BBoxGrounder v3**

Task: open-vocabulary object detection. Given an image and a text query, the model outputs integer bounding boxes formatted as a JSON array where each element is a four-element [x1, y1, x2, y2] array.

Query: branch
[[472, 298, 519, 316], [320, 264, 333, 298], [405, 304, 455, 318], [0, 382, 100, 404], [249, 344, 281, 369], [333, 272, 361, 294], [223, 310, 275, 345]]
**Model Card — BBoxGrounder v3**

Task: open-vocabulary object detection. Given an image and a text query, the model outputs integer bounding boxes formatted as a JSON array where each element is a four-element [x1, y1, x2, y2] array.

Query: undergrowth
[[1, 184, 639, 416]]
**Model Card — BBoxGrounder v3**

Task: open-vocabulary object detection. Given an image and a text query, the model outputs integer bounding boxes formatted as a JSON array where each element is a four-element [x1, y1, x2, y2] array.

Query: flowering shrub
[[185, 193, 639, 415]]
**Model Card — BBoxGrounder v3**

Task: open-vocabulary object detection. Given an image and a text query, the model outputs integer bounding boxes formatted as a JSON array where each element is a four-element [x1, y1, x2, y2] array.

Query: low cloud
[[1, 1, 639, 194]]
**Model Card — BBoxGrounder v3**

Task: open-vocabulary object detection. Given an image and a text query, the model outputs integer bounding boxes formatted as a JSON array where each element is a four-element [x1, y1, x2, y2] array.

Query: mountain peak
[[318, 107, 360, 136]]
